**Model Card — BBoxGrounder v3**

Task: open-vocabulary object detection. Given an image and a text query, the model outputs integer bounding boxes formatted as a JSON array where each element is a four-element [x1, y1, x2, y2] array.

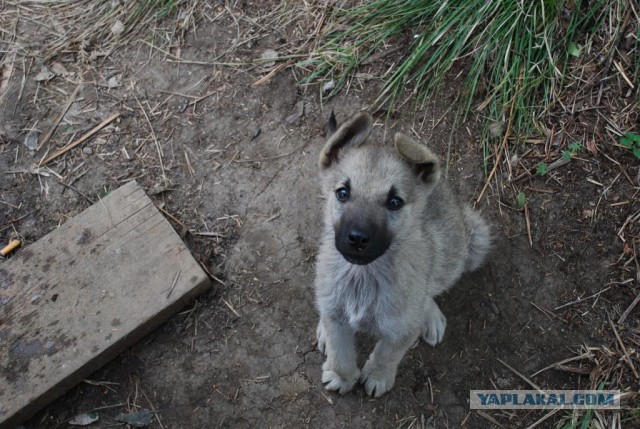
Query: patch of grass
[[620, 131, 640, 159], [300, 0, 622, 154], [563, 142, 583, 159], [129, 0, 179, 25], [515, 191, 527, 210], [536, 162, 548, 176]]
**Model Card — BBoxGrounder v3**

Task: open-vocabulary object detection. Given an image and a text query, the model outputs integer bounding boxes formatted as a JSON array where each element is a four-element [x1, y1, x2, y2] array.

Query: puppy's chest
[[332, 266, 393, 333]]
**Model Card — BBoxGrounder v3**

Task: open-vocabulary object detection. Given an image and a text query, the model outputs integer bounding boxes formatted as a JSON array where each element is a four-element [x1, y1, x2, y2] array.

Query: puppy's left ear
[[394, 133, 441, 186]]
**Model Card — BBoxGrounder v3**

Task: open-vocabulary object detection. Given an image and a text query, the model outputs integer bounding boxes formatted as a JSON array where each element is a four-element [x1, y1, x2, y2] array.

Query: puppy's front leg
[[317, 316, 360, 394], [361, 331, 418, 397]]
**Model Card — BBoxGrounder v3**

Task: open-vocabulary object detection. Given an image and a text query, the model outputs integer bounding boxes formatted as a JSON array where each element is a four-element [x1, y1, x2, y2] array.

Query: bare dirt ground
[[1, 2, 639, 428]]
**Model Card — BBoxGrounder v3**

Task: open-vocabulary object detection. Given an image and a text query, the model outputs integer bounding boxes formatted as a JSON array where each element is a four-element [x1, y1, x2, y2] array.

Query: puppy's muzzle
[[335, 217, 390, 265]]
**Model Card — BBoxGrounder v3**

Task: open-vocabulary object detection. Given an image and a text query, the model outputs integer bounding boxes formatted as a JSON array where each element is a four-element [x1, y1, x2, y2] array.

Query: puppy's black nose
[[347, 230, 369, 250]]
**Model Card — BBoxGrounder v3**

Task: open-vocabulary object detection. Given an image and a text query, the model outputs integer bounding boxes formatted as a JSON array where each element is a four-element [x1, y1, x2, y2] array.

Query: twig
[[619, 293, 640, 324], [525, 409, 560, 429], [553, 364, 592, 375], [496, 358, 543, 391], [554, 286, 612, 311], [188, 86, 225, 107], [524, 204, 533, 248], [475, 411, 504, 428], [530, 301, 560, 322], [59, 181, 95, 204], [140, 387, 165, 429], [530, 348, 595, 377], [156, 205, 186, 229], [0, 211, 35, 233], [198, 261, 227, 287], [37, 83, 80, 151], [610, 319, 639, 379], [38, 112, 120, 166], [252, 62, 289, 86], [191, 231, 226, 238], [222, 297, 240, 317], [134, 95, 166, 184]]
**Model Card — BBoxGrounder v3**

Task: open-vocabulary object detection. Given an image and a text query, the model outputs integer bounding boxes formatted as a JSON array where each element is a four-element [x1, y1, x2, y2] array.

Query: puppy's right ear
[[319, 111, 373, 169], [325, 110, 337, 137]]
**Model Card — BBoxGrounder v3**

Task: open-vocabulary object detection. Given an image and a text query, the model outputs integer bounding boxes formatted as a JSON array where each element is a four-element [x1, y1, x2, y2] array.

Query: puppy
[[314, 111, 491, 397]]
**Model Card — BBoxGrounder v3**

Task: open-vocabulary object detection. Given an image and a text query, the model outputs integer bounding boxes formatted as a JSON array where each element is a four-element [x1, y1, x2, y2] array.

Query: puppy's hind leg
[[318, 317, 360, 394], [463, 206, 491, 272], [421, 296, 447, 346]]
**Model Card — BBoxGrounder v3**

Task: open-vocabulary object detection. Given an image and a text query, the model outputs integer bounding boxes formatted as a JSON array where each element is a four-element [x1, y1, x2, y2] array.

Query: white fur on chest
[[319, 252, 398, 335]]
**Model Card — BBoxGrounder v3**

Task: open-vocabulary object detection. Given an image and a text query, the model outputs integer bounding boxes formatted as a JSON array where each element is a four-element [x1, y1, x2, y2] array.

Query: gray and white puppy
[[314, 111, 491, 397]]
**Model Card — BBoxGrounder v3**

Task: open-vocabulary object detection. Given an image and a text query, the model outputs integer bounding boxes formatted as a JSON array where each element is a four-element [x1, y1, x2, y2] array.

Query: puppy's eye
[[387, 195, 404, 211], [336, 187, 350, 202]]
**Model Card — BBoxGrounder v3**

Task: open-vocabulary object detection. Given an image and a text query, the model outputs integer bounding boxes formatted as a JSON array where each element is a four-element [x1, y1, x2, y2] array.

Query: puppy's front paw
[[361, 359, 396, 398], [321, 362, 360, 394], [421, 305, 446, 346]]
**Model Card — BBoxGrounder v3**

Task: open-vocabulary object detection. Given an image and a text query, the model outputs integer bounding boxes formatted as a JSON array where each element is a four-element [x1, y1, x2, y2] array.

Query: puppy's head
[[319, 111, 441, 265]]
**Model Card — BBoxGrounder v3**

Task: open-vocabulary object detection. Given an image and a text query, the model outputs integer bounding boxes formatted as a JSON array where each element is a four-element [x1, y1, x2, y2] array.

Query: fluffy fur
[[314, 111, 491, 397]]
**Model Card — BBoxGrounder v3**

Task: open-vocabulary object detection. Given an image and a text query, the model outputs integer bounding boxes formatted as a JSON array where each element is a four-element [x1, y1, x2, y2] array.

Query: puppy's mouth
[[340, 252, 378, 265]]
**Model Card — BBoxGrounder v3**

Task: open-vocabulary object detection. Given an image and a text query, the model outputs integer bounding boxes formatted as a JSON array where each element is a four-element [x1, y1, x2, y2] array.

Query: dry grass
[[1, 0, 198, 61], [548, 338, 640, 428]]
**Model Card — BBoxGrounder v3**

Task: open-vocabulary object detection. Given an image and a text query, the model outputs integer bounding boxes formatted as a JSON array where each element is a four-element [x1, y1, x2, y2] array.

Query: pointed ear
[[394, 133, 441, 186], [319, 111, 373, 169], [325, 110, 337, 137]]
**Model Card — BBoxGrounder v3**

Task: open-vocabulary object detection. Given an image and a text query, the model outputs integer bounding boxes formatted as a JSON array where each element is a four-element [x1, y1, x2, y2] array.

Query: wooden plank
[[0, 180, 211, 428]]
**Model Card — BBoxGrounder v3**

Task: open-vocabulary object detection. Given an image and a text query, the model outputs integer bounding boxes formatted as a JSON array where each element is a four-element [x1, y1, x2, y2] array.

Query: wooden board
[[0, 180, 211, 428]]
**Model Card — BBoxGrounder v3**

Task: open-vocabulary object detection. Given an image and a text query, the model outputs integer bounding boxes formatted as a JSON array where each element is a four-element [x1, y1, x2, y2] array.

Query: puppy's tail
[[463, 206, 491, 272]]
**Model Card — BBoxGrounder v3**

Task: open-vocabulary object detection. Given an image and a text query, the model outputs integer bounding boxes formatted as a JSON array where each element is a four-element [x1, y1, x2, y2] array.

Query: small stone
[[82, 147, 93, 155], [23, 130, 40, 151], [111, 20, 125, 35], [285, 101, 305, 125], [260, 49, 278, 68], [250, 126, 261, 140], [34, 66, 55, 82], [51, 62, 70, 76], [106, 75, 120, 88], [488, 121, 502, 138], [321, 80, 335, 95]]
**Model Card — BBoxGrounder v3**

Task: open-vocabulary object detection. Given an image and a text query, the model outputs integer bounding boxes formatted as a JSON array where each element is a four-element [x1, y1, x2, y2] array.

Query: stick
[[524, 204, 533, 247], [37, 83, 80, 151], [188, 86, 225, 106], [619, 293, 640, 324], [497, 358, 543, 391], [610, 319, 639, 379], [39, 112, 120, 166], [134, 95, 166, 184], [554, 286, 611, 311], [252, 62, 288, 86], [222, 298, 240, 317], [475, 411, 504, 428], [525, 409, 560, 429]]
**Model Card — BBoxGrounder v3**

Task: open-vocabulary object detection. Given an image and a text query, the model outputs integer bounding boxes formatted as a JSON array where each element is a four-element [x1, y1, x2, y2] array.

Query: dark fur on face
[[334, 205, 391, 265]]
